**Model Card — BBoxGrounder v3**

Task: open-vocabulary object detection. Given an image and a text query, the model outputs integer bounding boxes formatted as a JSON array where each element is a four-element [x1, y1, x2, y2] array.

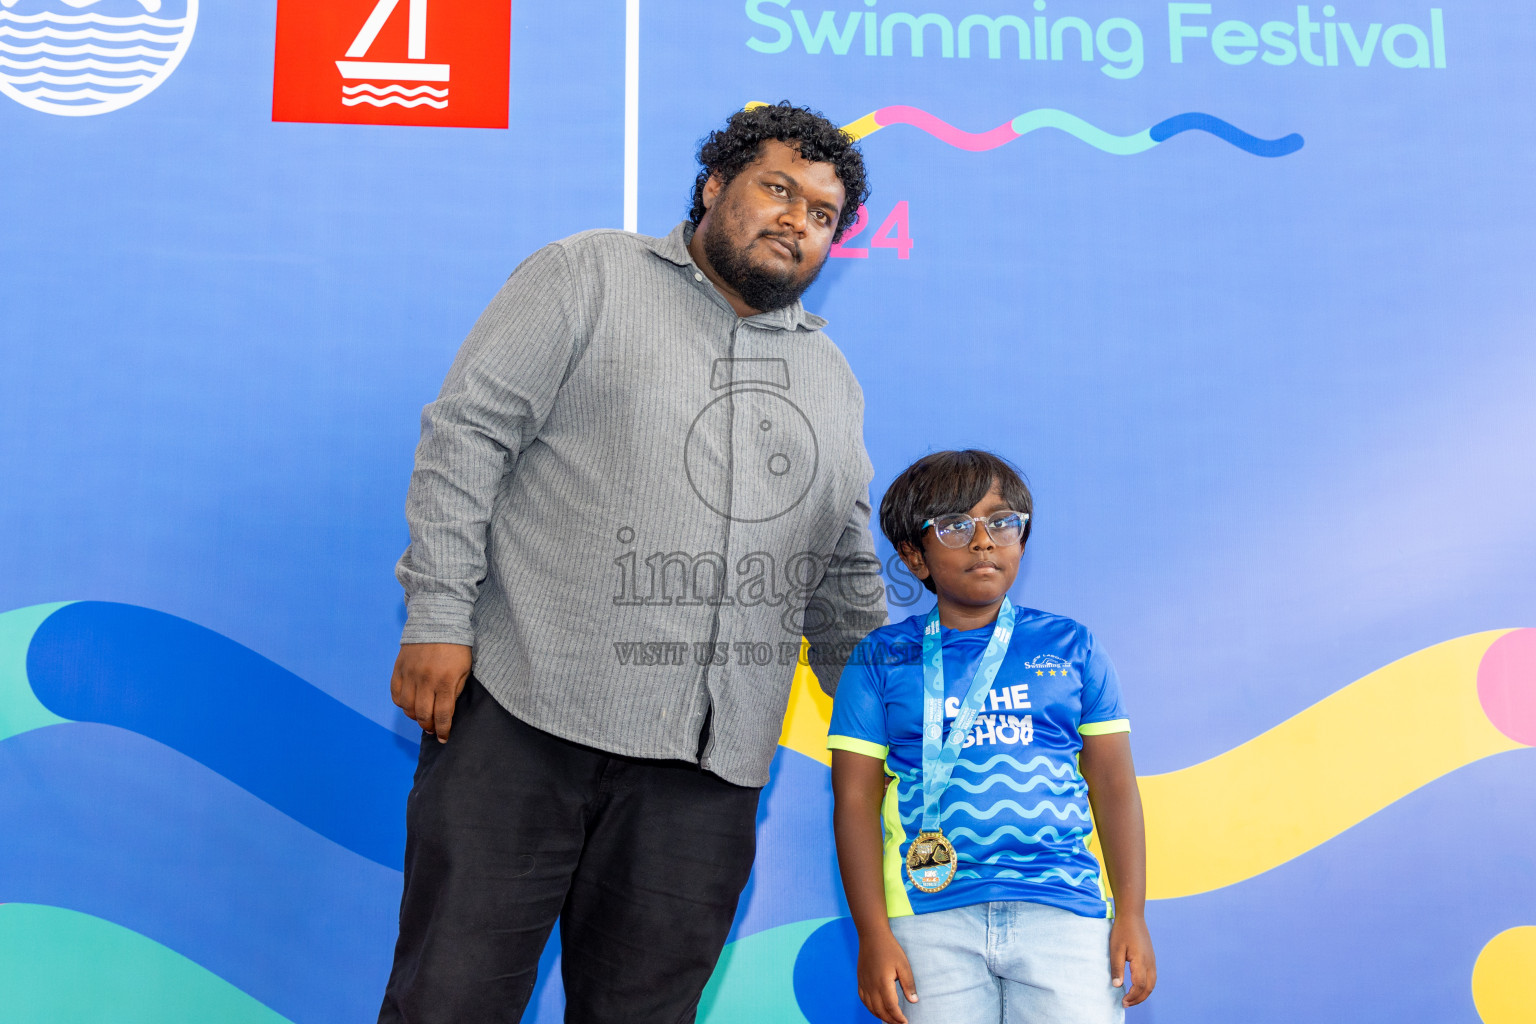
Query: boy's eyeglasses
[[921, 510, 1030, 549]]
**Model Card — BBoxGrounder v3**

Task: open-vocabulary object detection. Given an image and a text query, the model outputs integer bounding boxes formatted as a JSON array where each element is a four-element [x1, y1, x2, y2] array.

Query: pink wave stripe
[[873, 105, 1019, 151], [1479, 628, 1536, 746]]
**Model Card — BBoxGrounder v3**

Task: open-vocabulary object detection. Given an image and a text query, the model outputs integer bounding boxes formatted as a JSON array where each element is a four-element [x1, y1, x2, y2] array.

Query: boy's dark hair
[[689, 102, 871, 241], [879, 450, 1034, 593]]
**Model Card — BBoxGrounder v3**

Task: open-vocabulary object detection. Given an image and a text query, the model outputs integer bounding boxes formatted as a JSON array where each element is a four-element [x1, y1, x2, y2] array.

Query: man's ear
[[896, 541, 930, 581], [701, 172, 724, 212]]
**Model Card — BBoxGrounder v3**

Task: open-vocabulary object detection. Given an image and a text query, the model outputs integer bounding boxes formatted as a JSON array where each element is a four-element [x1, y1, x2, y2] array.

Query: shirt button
[[694, 272, 704, 281]]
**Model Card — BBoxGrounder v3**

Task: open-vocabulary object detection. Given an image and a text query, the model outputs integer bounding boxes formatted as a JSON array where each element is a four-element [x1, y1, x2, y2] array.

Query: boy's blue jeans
[[888, 901, 1125, 1024]]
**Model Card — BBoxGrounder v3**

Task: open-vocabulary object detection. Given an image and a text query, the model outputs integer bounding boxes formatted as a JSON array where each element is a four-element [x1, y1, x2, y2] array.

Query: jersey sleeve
[[826, 636, 891, 761], [1078, 631, 1130, 736]]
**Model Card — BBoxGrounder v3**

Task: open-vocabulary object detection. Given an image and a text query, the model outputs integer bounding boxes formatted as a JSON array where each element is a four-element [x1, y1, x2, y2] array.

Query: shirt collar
[[642, 222, 829, 332]]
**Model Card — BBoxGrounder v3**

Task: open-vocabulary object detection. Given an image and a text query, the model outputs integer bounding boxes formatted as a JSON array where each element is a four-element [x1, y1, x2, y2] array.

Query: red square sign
[[273, 0, 510, 128]]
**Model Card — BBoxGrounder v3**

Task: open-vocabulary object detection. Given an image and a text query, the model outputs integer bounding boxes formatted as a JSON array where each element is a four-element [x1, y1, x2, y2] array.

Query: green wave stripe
[[0, 602, 70, 742], [1010, 109, 1157, 155], [0, 903, 294, 1024], [698, 917, 833, 1024]]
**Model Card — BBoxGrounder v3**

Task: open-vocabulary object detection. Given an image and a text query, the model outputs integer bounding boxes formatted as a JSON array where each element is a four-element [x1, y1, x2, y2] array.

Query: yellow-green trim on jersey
[[881, 775, 915, 917], [827, 735, 890, 760], [1078, 718, 1130, 736]]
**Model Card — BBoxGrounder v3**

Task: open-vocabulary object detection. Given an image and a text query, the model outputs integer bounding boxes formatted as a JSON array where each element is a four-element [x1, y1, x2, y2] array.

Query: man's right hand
[[391, 643, 473, 742]]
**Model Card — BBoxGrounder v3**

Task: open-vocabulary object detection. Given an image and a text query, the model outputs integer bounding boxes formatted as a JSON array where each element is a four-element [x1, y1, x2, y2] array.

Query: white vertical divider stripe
[[623, 0, 639, 232]]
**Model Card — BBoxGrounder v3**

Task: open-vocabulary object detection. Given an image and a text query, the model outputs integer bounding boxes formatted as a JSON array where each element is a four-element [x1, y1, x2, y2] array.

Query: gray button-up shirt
[[397, 223, 887, 786]]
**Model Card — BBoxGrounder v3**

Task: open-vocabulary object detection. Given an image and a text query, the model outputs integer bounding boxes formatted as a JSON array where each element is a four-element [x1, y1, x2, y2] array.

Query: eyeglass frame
[[919, 510, 1031, 548]]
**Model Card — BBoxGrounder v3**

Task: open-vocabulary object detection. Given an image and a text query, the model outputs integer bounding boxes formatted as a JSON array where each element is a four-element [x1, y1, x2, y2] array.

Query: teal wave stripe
[[699, 917, 832, 1024], [1010, 109, 1156, 155], [0, 603, 70, 741], [0, 903, 294, 1024]]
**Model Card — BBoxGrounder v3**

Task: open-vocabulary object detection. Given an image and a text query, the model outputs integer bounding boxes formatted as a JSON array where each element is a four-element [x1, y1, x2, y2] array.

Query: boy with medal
[[829, 451, 1156, 1023]]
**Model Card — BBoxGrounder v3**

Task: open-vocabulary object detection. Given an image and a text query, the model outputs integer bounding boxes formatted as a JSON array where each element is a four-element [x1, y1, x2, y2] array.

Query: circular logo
[[0, 0, 198, 117], [684, 387, 818, 524]]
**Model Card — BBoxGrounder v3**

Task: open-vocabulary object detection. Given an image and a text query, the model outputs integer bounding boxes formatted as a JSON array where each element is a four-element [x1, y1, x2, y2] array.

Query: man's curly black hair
[[689, 102, 871, 241]]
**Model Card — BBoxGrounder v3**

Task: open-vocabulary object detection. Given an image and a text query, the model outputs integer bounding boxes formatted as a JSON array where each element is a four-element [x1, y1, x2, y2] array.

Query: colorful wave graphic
[[0, 903, 293, 1024], [781, 625, 1535, 896], [0, 602, 853, 1023], [745, 101, 1303, 158], [3, 601, 1532, 1021], [1132, 628, 1536, 898]]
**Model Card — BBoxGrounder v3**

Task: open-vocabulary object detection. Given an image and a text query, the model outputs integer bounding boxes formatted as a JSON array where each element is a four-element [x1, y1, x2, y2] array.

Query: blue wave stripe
[[955, 752, 1077, 777], [1149, 113, 1305, 157], [945, 774, 1085, 797], [0, 722, 400, 1024], [900, 798, 1091, 826], [945, 824, 1086, 845], [965, 850, 1041, 866], [724, 746, 848, 943], [953, 866, 1098, 885], [25, 602, 417, 868]]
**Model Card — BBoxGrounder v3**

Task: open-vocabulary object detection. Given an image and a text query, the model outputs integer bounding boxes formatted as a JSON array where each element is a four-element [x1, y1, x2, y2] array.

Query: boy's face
[[898, 480, 1024, 620]]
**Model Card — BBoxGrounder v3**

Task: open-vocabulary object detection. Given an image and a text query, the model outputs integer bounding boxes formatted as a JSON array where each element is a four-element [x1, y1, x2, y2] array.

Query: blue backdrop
[[2, 1, 1533, 1021]]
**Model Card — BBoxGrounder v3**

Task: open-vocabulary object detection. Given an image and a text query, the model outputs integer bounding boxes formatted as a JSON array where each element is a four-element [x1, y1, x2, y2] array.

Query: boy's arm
[[1080, 732, 1158, 1007], [831, 750, 918, 1024]]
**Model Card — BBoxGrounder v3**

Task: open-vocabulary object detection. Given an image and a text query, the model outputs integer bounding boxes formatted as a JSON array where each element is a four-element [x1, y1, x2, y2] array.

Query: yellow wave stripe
[[742, 100, 879, 143], [838, 111, 882, 142], [1472, 926, 1536, 1024], [1140, 630, 1523, 898], [778, 630, 1532, 899], [779, 638, 834, 765]]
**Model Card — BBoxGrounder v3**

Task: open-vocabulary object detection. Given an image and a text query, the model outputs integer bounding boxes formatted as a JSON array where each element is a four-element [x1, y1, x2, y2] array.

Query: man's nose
[[778, 199, 808, 235], [971, 523, 995, 550]]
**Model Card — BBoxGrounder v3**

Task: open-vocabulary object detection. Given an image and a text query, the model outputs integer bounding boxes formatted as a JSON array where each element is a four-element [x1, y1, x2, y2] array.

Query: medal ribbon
[[919, 597, 1016, 834]]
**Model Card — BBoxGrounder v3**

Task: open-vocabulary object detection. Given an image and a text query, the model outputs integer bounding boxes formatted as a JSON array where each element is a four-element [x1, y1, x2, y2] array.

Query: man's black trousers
[[377, 676, 762, 1024]]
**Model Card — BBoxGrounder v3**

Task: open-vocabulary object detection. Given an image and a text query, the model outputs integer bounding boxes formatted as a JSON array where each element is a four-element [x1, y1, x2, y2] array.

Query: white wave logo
[[341, 83, 446, 109], [0, 0, 195, 116]]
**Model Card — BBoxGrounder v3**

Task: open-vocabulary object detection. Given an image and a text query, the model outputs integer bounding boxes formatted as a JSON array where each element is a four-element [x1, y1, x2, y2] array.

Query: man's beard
[[702, 224, 825, 314]]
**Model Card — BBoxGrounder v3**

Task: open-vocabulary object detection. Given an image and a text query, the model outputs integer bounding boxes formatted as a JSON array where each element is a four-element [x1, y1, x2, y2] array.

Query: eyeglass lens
[[932, 512, 1024, 548]]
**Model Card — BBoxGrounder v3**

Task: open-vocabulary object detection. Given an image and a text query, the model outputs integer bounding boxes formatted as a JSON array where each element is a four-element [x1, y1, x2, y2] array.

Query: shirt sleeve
[[826, 636, 891, 761], [1078, 630, 1130, 736], [804, 483, 890, 695], [395, 243, 584, 645]]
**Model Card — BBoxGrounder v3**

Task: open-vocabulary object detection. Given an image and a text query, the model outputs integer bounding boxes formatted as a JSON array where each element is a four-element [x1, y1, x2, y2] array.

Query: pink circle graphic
[[1478, 629, 1536, 746]]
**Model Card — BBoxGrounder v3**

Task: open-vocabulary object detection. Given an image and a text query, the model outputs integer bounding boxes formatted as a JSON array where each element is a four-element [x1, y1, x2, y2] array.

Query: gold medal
[[905, 830, 958, 892]]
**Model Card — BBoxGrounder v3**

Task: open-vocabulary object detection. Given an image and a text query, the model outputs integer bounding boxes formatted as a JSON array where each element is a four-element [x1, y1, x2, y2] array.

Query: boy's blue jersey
[[828, 608, 1130, 920]]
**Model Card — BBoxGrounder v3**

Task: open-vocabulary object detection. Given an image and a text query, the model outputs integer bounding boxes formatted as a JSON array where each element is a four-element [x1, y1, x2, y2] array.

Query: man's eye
[[770, 183, 786, 194]]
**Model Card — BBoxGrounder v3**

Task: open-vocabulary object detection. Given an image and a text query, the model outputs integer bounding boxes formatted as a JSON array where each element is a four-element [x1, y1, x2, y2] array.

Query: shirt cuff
[[827, 735, 890, 760], [400, 592, 477, 647], [1079, 718, 1131, 736]]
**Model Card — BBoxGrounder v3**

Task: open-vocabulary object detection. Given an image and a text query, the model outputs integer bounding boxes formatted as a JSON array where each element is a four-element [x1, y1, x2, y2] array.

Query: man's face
[[696, 139, 846, 314]]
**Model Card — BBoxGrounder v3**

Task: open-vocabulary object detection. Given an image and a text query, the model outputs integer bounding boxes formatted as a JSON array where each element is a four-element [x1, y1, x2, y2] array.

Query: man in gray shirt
[[378, 103, 887, 1024]]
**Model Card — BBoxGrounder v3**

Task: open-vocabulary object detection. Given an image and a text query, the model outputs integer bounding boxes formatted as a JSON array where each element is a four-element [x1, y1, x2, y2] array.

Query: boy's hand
[[391, 643, 472, 742], [1109, 911, 1157, 1006], [857, 929, 918, 1024]]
